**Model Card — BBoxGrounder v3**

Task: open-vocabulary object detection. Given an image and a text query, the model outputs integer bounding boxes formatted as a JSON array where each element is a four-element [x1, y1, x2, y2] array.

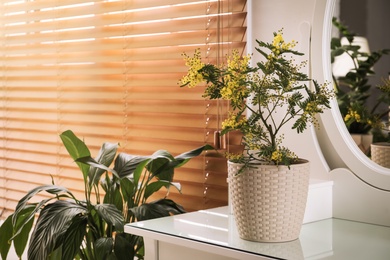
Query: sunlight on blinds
[[0, 0, 247, 217]]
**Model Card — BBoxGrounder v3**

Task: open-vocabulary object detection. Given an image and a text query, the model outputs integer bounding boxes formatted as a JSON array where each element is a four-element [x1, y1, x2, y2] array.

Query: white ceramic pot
[[227, 160, 310, 242], [371, 142, 390, 168]]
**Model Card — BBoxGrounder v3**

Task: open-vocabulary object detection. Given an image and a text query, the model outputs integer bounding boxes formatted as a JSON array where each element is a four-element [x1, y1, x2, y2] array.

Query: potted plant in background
[[180, 30, 333, 242], [331, 18, 390, 155], [0, 130, 212, 260], [371, 136, 390, 168]]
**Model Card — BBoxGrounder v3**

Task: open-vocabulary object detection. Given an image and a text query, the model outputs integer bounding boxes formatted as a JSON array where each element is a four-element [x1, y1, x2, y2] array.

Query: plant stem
[[134, 169, 148, 206]]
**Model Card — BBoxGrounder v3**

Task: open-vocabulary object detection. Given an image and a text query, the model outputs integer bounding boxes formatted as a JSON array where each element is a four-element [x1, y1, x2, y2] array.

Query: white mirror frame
[[314, 0, 390, 191]]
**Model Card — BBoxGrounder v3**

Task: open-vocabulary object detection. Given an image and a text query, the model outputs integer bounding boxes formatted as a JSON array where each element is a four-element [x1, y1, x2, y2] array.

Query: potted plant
[[371, 138, 390, 168], [331, 18, 390, 154], [0, 130, 212, 260], [180, 30, 333, 242]]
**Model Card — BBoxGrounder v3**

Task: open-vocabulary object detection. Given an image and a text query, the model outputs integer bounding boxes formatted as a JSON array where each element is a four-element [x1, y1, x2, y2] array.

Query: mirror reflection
[[331, 0, 390, 167]]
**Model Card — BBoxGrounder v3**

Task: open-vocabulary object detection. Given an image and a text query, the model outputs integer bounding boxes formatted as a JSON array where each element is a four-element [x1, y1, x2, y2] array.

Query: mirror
[[316, 0, 390, 190], [331, 0, 390, 167]]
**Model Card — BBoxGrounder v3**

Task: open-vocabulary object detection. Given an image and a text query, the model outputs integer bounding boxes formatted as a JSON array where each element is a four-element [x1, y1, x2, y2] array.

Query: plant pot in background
[[227, 160, 310, 242], [371, 142, 390, 168]]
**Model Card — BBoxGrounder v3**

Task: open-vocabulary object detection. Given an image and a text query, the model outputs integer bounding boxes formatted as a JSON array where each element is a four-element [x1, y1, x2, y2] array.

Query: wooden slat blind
[[0, 0, 246, 218]]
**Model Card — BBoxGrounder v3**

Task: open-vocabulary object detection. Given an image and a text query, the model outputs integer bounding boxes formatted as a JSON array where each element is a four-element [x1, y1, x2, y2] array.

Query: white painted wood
[[158, 241, 236, 260], [331, 168, 390, 226], [143, 237, 159, 260], [303, 179, 334, 223]]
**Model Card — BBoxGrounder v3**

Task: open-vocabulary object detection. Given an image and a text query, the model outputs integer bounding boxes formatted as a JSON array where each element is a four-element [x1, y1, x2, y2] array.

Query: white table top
[[125, 206, 390, 260]]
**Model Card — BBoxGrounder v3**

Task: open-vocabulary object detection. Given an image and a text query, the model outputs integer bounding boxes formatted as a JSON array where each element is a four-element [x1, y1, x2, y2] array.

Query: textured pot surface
[[371, 143, 390, 168], [228, 160, 310, 242]]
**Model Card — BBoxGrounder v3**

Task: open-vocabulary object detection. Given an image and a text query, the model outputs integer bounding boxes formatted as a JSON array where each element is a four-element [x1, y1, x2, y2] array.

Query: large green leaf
[[28, 200, 87, 260], [100, 173, 109, 193], [94, 237, 114, 260], [132, 159, 150, 188], [13, 207, 35, 258], [15, 185, 73, 211], [94, 204, 124, 232], [106, 253, 118, 260], [144, 181, 181, 201], [146, 155, 173, 182], [11, 187, 74, 242], [0, 205, 36, 260], [60, 130, 91, 181], [61, 214, 88, 260], [173, 144, 214, 168], [147, 145, 214, 182], [60, 130, 90, 160], [120, 177, 135, 207], [156, 145, 214, 182], [130, 199, 185, 221], [48, 245, 63, 260], [88, 142, 118, 187], [103, 182, 124, 212], [76, 156, 119, 179], [114, 233, 135, 260], [0, 215, 13, 259], [114, 153, 149, 178]]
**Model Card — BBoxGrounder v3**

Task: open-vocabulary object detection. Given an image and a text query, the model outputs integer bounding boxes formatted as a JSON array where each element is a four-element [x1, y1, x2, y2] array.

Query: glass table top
[[125, 206, 390, 260]]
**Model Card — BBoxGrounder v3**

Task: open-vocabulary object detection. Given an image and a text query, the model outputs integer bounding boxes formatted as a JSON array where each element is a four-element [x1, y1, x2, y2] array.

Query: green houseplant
[[331, 18, 390, 142], [0, 130, 212, 260], [180, 30, 333, 242], [181, 29, 332, 168]]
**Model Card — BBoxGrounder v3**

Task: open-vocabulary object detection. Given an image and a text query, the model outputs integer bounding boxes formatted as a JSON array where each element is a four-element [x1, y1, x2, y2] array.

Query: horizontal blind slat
[[0, 0, 246, 218]]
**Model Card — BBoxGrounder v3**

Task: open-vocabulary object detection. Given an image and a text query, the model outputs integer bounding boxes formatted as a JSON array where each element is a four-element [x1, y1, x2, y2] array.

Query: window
[[0, 0, 247, 218]]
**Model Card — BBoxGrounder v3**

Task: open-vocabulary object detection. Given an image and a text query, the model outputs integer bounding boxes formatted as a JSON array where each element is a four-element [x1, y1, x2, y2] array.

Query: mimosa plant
[[181, 30, 333, 168], [331, 18, 390, 140]]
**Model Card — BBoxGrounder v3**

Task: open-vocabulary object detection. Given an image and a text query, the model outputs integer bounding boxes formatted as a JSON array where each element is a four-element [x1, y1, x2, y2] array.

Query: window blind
[[0, 0, 247, 218]]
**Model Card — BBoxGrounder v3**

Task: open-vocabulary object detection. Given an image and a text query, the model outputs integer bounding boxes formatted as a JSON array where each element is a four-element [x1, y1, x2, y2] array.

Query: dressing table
[[124, 206, 390, 260]]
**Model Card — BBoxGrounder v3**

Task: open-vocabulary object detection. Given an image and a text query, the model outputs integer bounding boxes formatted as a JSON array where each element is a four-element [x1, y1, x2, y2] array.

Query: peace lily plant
[[0, 130, 212, 260], [181, 30, 333, 168]]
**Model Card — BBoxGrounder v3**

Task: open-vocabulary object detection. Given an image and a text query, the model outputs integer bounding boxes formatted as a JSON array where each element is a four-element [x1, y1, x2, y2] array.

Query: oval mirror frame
[[314, 0, 390, 191]]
